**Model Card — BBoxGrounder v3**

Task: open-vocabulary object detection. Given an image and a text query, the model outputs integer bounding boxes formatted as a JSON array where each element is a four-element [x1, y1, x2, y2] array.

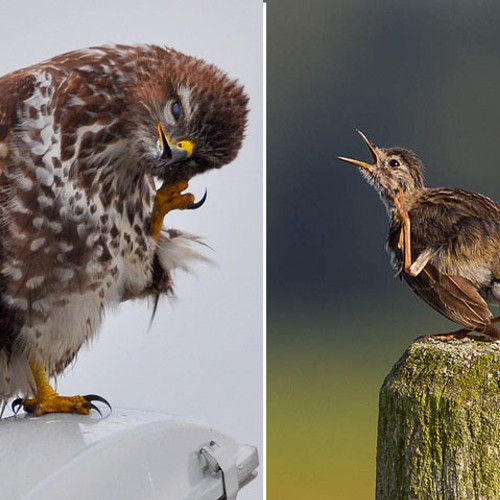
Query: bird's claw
[[186, 189, 207, 210], [151, 180, 208, 240], [11, 397, 23, 415], [82, 401, 101, 416], [11, 393, 111, 416], [83, 394, 112, 412]]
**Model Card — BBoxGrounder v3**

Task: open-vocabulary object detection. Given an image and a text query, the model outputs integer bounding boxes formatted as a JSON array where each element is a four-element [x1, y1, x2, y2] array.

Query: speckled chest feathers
[[0, 44, 248, 397]]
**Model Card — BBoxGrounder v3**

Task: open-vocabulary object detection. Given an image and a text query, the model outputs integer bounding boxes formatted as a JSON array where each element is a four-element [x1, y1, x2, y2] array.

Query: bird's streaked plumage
[[340, 132, 500, 339], [0, 44, 248, 406]]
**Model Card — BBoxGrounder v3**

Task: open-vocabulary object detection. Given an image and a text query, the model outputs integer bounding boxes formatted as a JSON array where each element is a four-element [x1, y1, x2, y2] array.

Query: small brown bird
[[339, 131, 500, 340]]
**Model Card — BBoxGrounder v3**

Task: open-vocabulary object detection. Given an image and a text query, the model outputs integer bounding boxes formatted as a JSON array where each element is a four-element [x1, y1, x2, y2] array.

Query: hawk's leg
[[12, 361, 110, 416], [150, 180, 207, 241]]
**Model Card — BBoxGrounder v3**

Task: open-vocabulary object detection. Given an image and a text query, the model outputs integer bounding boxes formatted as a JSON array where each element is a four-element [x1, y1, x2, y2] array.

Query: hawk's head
[[129, 47, 249, 183]]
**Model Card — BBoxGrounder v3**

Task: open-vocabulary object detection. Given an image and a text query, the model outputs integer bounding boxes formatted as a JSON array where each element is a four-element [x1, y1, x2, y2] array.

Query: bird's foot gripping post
[[416, 317, 500, 342], [150, 180, 207, 242], [12, 361, 110, 416]]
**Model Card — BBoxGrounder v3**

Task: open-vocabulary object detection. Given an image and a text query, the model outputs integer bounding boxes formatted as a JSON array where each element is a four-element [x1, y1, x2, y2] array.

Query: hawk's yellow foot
[[11, 361, 110, 416], [12, 394, 110, 416], [150, 180, 207, 241]]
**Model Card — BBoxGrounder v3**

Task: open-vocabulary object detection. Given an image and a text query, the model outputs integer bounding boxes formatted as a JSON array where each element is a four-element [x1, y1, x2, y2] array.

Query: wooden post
[[376, 338, 500, 500]]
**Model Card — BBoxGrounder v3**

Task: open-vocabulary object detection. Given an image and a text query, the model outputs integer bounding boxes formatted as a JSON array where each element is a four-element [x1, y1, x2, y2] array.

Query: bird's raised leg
[[392, 188, 413, 276], [12, 359, 110, 416], [150, 180, 207, 242], [392, 188, 436, 278], [394, 188, 413, 272]]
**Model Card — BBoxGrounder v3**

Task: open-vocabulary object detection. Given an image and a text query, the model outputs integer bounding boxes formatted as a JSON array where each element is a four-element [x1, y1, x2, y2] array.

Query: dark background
[[267, 1, 500, 498]]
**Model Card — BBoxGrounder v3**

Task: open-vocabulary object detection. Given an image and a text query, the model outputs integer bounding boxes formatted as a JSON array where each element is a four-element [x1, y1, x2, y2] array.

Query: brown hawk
[[0, 44, 248, 415]]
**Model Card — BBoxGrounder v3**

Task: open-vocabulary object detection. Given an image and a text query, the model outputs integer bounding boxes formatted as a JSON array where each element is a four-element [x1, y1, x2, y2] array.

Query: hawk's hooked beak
[[155, 123, 195, 169], [338, 130, 379, 170]]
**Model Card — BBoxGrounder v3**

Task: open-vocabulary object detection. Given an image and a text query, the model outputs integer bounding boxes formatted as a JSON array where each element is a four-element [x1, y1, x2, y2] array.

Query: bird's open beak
[[155, 123, 195, 169], [338, 130, 378, 170]]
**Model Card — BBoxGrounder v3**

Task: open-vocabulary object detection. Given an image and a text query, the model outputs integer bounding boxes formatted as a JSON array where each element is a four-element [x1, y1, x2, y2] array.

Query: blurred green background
[[267, 1, 500, 498]]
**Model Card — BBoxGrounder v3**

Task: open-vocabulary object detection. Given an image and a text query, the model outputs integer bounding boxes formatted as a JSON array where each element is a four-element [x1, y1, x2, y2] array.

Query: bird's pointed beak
[[338, 130, 379, 170], [156, 123, 195, 169]]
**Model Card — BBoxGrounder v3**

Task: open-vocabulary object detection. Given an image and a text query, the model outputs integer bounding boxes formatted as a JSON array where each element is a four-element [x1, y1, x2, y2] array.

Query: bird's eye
[[389, 159, 400, 167], [171, 101, 181, 120]]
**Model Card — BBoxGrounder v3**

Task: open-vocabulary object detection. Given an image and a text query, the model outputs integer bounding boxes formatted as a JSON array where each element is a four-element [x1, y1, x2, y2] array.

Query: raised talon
[[187, 189, 207, 210], [150, 180, 204, 241]]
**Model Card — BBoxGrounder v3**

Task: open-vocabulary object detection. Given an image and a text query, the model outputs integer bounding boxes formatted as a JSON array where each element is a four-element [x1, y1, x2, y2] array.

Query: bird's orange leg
[[12, 359, 109, 416], [392, 188, 413, 276], [150, 180, 193, 242], [150, 180, 207, 242], [397, 188, 412, 271]]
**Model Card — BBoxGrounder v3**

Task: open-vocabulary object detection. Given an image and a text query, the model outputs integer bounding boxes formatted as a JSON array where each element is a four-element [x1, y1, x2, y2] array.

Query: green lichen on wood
[[376, 339, 500, 500]]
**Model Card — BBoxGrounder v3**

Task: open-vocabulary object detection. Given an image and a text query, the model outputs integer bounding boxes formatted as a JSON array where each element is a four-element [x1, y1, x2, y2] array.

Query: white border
[[262, 2, 267, 500]]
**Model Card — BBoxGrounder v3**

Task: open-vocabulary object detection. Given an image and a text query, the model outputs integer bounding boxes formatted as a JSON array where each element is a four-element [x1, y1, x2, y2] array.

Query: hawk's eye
[[171, 101, 181, 120], [389, 159, 400, 167]]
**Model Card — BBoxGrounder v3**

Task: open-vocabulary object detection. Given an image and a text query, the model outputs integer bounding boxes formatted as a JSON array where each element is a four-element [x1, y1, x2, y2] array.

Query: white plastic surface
[[0, 408, 259, 500]]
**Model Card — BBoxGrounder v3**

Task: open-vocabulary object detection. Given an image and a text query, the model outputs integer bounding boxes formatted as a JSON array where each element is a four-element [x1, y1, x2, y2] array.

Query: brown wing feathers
[[404, 265, 492, 331]]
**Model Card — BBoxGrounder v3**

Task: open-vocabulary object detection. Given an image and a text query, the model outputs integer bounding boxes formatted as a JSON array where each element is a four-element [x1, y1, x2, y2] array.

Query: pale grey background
[[0, 1, 263, 498]]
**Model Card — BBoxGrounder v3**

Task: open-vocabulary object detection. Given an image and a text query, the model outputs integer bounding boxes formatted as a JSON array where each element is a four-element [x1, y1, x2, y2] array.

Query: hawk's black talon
[[84, 394, 112, 411], [11, 397, 23, 415], [82, 401, 102, 416], [187, 189, 207, 210]]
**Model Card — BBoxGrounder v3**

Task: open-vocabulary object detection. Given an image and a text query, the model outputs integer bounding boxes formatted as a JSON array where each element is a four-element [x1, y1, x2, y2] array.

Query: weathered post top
[[377, 338, 500, 500]]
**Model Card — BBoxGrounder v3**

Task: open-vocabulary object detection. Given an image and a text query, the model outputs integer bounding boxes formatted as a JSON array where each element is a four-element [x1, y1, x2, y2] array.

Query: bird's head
[[129, 48, 249, 183], [339, 131, 425, 210]]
